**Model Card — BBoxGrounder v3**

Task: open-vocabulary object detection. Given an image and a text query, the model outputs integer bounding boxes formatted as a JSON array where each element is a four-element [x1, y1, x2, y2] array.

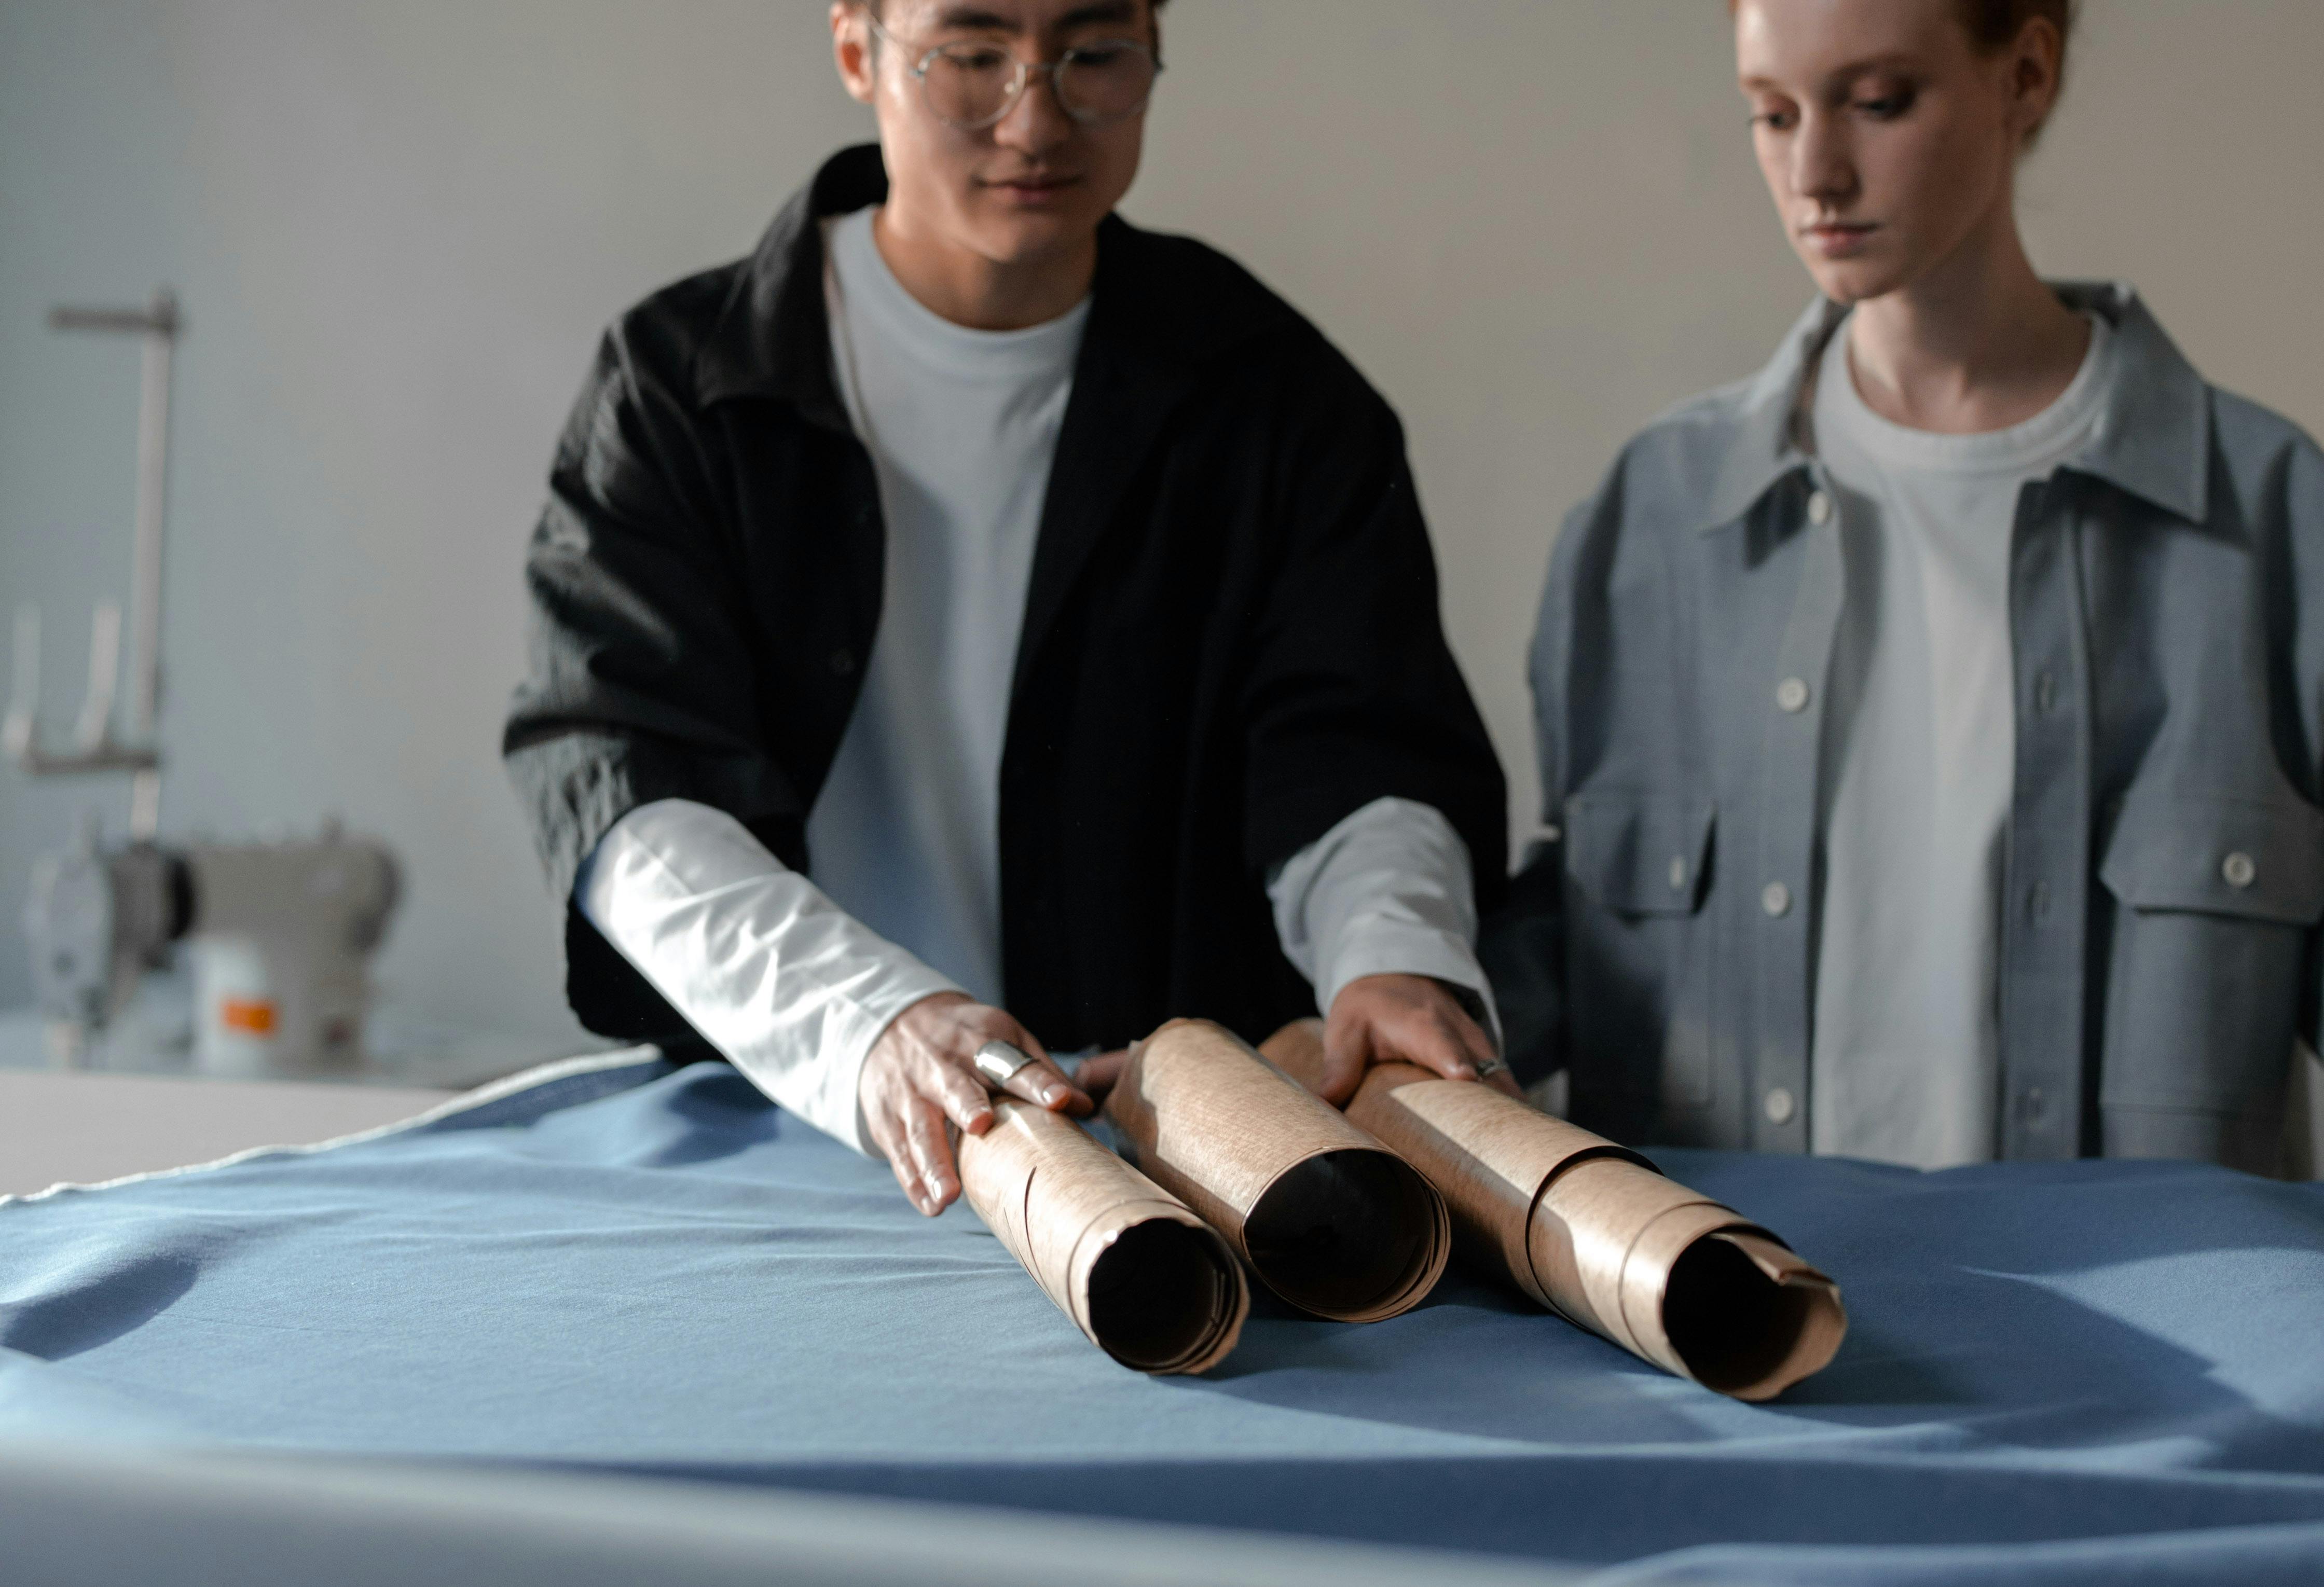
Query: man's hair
[[854, 1, 1171, 16], [854, 0, 1169, 70]]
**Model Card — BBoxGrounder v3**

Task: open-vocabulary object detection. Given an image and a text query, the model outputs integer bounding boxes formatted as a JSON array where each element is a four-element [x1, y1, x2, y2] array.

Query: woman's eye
[[1853, 91, 1915, 119], [1752, 109, 1797, 132]]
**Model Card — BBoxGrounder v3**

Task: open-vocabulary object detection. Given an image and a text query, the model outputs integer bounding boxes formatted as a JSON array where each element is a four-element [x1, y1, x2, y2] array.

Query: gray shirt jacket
[[1483, 283, 2324, 1172]]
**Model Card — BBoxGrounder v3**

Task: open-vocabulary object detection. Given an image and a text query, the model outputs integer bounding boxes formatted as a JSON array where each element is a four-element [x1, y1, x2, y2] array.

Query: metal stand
[[3, 289, 177, 839]]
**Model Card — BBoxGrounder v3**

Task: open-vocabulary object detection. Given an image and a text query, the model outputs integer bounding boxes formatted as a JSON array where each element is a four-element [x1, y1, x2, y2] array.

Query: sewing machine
[[24, 822, 399, 1073], [8, 291, 403, 1075]]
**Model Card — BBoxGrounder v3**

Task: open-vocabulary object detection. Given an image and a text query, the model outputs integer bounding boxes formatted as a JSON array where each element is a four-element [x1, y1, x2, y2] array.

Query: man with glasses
[[505, 0, 1509, 1214]]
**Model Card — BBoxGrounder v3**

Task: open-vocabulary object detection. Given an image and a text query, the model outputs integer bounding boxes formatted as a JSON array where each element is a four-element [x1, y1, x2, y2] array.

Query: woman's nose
[[1790, 110, 1858, 207]]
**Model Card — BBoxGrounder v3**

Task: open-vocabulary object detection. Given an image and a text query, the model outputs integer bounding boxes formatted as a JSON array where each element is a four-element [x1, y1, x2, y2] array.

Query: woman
[[1485, 0, 2324, 1173]]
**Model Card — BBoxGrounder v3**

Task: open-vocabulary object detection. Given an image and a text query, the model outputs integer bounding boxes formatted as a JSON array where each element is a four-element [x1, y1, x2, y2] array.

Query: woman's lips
[[1803, 222, 1879, 258]]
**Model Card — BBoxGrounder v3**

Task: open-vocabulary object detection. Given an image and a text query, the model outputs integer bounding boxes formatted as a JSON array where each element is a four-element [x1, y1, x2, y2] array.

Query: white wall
[[3, 2, 2320, 1036]]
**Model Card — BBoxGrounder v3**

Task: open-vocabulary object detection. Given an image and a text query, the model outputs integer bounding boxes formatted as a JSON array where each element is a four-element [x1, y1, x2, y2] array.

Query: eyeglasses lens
[[924, 42, 1157, 128]]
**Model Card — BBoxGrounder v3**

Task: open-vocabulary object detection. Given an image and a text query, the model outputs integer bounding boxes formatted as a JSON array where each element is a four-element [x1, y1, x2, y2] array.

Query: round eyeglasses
[[865, 12, 1163, 131]]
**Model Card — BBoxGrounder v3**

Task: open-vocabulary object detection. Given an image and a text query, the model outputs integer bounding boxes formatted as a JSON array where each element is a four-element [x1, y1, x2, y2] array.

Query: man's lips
[[982, 173, 1083, 206]]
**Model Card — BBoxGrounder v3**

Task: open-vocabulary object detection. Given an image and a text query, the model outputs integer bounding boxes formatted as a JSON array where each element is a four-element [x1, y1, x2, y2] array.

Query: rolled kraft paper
[[955, 1098, 1248, 1374], [1259, 1020, 1847, 1401], [1104, 1018, 1450, 1322]]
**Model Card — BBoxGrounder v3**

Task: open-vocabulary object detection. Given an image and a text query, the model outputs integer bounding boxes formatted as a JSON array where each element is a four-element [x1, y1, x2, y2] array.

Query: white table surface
[[0, 1068, 455, 1198]]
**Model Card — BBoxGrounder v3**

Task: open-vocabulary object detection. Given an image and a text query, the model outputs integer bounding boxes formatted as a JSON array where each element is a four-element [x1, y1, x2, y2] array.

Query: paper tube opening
[[1659, 1230, 1847, 1401], [1243, 1147, 1446, 1321], [1084, 1219, 1244, 1374]]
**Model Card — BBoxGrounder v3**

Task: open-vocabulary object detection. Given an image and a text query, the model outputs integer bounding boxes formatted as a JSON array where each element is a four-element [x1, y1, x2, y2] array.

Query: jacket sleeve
[[1479, 458, 1626, 1084], [504, 318, 805, 1038], [1235, 345, 1508, 917]]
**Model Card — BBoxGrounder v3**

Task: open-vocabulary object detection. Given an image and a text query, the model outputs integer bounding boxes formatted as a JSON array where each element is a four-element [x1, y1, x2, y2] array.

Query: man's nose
[[991, 63, 1075, 154]]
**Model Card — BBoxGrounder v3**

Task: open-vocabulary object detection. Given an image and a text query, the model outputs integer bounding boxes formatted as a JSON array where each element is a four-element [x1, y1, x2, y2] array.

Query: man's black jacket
[[504, 144, 1506, 1052]]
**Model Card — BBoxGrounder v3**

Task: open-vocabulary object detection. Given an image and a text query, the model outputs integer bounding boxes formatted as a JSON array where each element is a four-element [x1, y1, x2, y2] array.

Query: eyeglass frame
[[861, 9, 1165, 132]]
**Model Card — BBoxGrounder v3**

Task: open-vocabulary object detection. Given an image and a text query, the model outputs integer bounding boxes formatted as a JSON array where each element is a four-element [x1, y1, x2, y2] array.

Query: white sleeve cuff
[[575, 798, 964, 1155], [1267, 796, 1501, 1048]]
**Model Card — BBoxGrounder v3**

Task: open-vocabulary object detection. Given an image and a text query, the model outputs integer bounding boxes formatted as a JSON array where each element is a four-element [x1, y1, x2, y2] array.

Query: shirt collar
[[1693, 296, 1835, 534], [1696, 281, 2211, 533], [2052, 281, 2210, 522], [695, 143, 1289, 430]]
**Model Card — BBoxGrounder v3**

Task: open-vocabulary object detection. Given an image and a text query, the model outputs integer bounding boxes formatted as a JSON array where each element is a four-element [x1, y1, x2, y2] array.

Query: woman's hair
[[1729, 0, 2077, 144], [1964, 0, 2077, 145]]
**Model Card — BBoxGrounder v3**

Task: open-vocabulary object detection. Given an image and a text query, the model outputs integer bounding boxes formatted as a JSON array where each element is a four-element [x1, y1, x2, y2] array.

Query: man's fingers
[[1074, 1049, 1129, 1105], [918, 1047, 997, 1136], [998, 1055, 1090, 1115], [867, 1104, 932, 1213], [992, 1013, 1052, 1069], [902, 1097, 959, 1215]]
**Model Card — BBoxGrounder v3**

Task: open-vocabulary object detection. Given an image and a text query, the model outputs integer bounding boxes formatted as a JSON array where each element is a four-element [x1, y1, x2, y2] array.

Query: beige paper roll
[[1104, 1019, 1450, 1322], [957, 1098, 1248, 1375], [1261, 1021, 1847, 1400]]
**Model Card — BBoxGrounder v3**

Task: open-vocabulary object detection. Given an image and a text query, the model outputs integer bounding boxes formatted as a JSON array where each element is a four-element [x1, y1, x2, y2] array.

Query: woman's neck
[[1842, 205, 2091, 435]]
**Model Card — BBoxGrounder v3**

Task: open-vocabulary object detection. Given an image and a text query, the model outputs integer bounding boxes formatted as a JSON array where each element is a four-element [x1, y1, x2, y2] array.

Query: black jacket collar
[[694, 143, 1291, 425]]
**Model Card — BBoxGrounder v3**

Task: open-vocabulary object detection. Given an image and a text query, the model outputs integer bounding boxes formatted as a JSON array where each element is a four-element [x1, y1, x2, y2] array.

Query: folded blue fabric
[[2, 1056, 2321, 1585]]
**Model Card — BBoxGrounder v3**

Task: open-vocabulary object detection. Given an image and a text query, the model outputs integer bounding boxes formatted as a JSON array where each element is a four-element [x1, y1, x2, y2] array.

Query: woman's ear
[[2007, 16, 2067, 149]]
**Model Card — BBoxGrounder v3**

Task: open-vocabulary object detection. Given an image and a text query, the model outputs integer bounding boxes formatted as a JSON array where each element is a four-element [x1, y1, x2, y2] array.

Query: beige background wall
[[2, 1, 2320, 1040]]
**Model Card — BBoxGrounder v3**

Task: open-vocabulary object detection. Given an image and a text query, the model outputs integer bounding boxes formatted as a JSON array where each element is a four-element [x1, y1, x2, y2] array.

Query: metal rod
[[10, 290, 179, 827], [3, 605, 40, 763], [127, 289, 174, 743], [73, 602, 122, 753]]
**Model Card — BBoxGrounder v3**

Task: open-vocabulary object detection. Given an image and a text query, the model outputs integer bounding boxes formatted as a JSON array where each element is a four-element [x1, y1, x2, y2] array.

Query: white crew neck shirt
[[571, 207, 1497, 1156], [805, 205, 1090, 1001], [1808, 311, 2114, 1169]]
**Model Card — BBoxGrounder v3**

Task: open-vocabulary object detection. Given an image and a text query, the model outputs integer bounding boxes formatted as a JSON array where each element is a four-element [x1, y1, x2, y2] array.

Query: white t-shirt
[[574, 208, 1492, 1155], [1808, 312, 2113, 1169], [806, 204, 1087, 1002]]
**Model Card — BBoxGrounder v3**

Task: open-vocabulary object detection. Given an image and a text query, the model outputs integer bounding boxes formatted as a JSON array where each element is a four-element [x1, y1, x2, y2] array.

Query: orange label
[[220, 998, 279, 1036]]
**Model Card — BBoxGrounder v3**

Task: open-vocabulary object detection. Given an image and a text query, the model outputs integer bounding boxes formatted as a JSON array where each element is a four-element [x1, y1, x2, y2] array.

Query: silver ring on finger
[[972, 1040, 1038, 1089], [1474, 1054, 1511, 1080]]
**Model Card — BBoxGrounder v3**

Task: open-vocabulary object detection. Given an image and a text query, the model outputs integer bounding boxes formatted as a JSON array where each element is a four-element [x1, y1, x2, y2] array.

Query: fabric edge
[[0, 1046, 669, 1210]]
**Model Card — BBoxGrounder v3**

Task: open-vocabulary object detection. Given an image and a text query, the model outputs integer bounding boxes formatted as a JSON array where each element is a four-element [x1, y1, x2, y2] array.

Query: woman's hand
[[858, 992, 1091, 1216]]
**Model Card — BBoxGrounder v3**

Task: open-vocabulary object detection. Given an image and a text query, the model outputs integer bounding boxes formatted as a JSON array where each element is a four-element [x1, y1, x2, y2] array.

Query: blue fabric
[[3, 1057, 2322, 1585]]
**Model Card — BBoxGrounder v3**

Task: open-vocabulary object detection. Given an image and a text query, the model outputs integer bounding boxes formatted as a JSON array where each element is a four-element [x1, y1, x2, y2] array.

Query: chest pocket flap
[[1565, 793, 1715, 916], [2099, 791, 2324, 926]]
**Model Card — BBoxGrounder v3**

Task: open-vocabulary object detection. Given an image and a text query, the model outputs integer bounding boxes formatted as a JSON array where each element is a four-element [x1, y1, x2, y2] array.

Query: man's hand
[[859, 992, 1091, 1217], [1313, 973, 1518, 1106]]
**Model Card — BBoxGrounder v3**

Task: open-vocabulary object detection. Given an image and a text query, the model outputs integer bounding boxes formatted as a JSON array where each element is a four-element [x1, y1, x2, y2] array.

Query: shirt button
[[1776, 677, 1811, 714], [1807, 489, 1834, 527], [2223, 851, 2258, 889], [2023, 1086, 2048, 1123], [2034, 670, 2058, 716], [1668, 855, 1689, 892], [2029, 880, 2051, 920], [1761, 881, 1792, 918], [1764, 1087, 1797, 1126]]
